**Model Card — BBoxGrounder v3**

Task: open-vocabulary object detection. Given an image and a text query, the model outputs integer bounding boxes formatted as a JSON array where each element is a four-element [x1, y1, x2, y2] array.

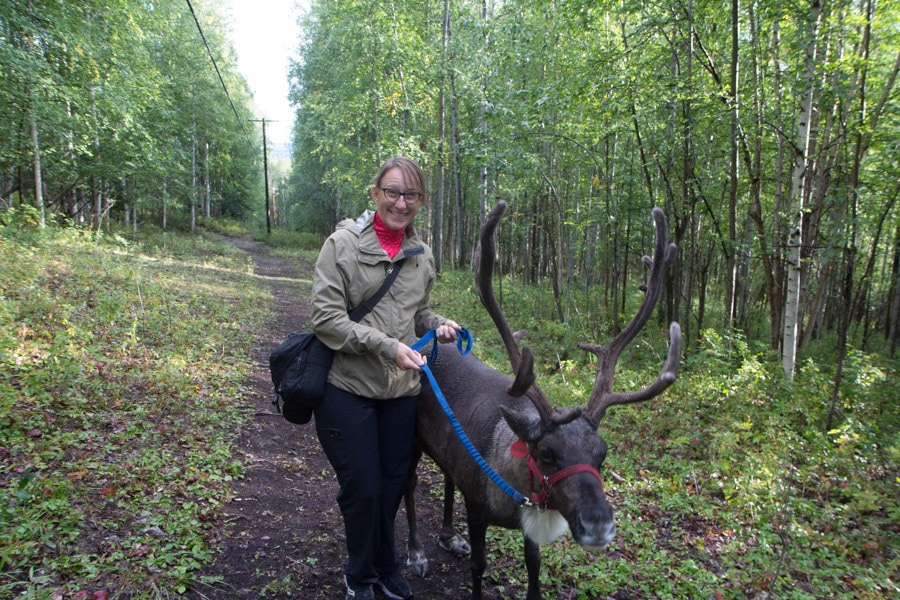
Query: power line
[[184, 0, 249, 140]]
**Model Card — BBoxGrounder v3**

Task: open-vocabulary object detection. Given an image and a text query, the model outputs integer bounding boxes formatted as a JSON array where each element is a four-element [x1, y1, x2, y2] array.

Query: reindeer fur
[[405, 202, 681, 600]]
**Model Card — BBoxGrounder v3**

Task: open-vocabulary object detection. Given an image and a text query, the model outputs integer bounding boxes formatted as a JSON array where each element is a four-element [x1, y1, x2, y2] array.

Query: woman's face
[[371, 167, 422, 231]]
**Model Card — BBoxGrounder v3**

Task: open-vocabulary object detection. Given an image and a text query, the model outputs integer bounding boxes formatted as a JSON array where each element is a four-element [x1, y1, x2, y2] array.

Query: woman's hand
[[395, 342, 426, 370], [436, 320, 462, 343], [396, 321, 462, 370]]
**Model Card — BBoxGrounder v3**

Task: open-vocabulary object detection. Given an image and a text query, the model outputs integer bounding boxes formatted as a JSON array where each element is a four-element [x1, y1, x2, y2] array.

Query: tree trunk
[[93, 181, 102, 233], [697, 239, 715, 339], [889, 224, 900, 358], [23, 0, 45, 228], [782, 1, 821, 380], [29, 111, 45, 229], [676, 0, 695, 344], [433, 0, 450, 273], [479, 0, 489, 222], [619, 21, 654, 206], [451, 77, 463, 270], [723, 0, 739, 328], [827, 250, 855, 431], [204, 140, 211, 218], [162, 177, 168, 232], [191, 117, 197, 233], [736, 212, 754, 327]]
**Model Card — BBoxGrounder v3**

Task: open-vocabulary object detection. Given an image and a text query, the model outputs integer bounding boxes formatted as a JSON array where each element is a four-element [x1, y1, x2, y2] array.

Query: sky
[[221, 0, 307, 154]]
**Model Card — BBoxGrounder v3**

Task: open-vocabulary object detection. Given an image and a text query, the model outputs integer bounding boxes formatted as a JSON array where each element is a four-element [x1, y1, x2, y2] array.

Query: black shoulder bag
[[269, 259, 405, 424]]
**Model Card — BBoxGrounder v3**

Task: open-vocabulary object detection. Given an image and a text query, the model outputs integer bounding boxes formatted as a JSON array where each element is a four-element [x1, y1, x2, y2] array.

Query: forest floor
[[185, 237, 485, 600]]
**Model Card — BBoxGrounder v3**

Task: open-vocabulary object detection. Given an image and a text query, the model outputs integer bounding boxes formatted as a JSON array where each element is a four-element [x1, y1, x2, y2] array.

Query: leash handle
[[413, 328, 530, 507], [411, 326, 473, 360]]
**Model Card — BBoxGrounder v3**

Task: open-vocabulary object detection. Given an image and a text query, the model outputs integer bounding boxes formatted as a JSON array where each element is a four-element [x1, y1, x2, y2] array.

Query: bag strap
[[347, 258, 406, 323]]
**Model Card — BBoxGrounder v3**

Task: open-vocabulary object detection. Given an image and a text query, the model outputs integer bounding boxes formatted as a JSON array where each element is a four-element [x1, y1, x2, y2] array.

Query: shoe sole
[[376, 580, 413, 600], [344, 575, 375, 600]]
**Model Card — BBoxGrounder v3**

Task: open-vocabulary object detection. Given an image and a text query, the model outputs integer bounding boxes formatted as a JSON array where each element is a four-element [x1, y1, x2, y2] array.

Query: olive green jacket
[[310, 210, 448, 399]]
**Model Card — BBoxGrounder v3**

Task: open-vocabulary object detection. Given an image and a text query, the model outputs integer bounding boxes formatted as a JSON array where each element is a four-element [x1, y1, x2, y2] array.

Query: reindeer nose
[[574, 513, 616, 550]]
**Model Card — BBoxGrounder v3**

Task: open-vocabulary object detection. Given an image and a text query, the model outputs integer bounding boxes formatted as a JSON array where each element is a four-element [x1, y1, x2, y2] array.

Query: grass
[[1, 216, 269, 598], [1, 214, 897, 599]]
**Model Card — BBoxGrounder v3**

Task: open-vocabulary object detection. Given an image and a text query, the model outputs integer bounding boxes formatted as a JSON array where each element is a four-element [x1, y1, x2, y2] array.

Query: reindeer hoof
[[438, 534, 471, 556], [406, 550, 429, 578]]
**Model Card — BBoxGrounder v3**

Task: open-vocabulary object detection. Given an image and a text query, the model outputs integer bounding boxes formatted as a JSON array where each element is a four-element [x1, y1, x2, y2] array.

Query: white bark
[[29, 111, 45, 229], [162, 178, 168, 231], [782, 1, 822, 379], [204, 141, 211, 218], [191, 118, 197, 233]]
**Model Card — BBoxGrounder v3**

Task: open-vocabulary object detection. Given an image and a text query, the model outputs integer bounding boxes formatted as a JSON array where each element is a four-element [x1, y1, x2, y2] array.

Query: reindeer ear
[[499, 404, 542, 443], [507, 346, 536, 397]]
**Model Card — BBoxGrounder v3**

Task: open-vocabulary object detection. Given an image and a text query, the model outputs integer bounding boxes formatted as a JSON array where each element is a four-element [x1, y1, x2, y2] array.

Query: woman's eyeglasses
[[379, 187, 424, 206]]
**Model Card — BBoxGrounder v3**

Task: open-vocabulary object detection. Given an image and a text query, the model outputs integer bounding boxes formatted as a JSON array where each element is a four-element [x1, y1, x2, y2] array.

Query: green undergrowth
[[0, 218, 269, 598], [427, 270, 899, 599], [2, 219, 896, 599]]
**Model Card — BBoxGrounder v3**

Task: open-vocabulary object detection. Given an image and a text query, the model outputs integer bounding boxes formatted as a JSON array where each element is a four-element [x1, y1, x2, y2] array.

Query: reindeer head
[[474, 201, 682, 549]]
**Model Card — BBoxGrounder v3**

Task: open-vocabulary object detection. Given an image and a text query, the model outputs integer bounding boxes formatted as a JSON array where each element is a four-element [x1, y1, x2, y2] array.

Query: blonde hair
[[372, 157, 426, 199]]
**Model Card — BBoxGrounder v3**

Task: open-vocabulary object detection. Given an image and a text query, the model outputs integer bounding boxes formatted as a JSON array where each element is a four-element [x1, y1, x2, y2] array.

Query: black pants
[[314, 383, 418, 588]]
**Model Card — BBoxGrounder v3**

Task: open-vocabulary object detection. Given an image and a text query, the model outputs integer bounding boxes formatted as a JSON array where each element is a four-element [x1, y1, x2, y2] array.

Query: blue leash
[[412, 329, 530, 507]]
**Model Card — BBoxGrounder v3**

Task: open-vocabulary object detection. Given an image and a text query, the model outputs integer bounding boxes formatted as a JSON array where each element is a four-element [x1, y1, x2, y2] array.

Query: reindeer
[[404, 201, 682, 600]]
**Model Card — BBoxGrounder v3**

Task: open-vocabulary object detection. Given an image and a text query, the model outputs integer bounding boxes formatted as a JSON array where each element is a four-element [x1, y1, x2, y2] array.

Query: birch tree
[[782, 1, 822, 379]]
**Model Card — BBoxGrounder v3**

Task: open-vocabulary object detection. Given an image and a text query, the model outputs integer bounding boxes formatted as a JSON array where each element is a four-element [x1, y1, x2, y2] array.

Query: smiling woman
[[307, 156, 464, 600], [370, 158, 427, 232]]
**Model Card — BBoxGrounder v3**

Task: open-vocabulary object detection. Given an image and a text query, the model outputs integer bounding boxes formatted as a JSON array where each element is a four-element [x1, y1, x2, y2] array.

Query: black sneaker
[[344, 576, 375, 600], [377, 572, 414, 600]]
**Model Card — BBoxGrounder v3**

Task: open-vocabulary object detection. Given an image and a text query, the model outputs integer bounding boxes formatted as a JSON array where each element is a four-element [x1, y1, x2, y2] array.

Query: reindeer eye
[[539, 447, 555, 464]]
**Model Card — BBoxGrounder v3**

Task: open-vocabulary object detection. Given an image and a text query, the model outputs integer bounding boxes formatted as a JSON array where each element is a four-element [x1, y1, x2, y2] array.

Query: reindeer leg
[[523, 535, 542, 600], [404, 446, 429, 577], [467, 517, 488, 600], [437, 475, 471, 556]]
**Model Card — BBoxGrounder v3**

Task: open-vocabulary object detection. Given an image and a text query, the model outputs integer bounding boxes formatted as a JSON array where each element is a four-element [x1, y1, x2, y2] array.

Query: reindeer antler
[[474, 202, 522, 371], [579, 207, 682, 423], [475, 201, 580, 428]]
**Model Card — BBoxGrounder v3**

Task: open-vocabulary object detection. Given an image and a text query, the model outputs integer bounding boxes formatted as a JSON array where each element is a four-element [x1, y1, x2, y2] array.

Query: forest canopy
[[287, 0, 900, 371], [4, 0, 898, 365], [0, 0, 262, 232]]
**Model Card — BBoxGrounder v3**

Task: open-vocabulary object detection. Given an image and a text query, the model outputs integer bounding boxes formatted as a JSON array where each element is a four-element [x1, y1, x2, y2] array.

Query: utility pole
[[250, 118, 277, 235]]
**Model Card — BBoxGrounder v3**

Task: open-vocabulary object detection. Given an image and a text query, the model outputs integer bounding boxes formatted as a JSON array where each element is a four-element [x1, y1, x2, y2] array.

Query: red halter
[[510, 439, 603, 509]]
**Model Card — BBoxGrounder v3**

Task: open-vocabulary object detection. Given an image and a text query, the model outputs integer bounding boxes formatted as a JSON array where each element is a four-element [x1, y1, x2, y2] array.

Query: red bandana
[[373, 212, 404, 258]]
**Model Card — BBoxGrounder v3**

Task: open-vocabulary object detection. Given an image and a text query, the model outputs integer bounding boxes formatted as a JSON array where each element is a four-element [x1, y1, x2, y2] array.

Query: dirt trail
[[187, 237, 474, 599]]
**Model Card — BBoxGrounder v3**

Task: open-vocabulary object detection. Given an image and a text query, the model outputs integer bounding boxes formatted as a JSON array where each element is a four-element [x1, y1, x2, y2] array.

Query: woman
[[310, 156, 462, 600]]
